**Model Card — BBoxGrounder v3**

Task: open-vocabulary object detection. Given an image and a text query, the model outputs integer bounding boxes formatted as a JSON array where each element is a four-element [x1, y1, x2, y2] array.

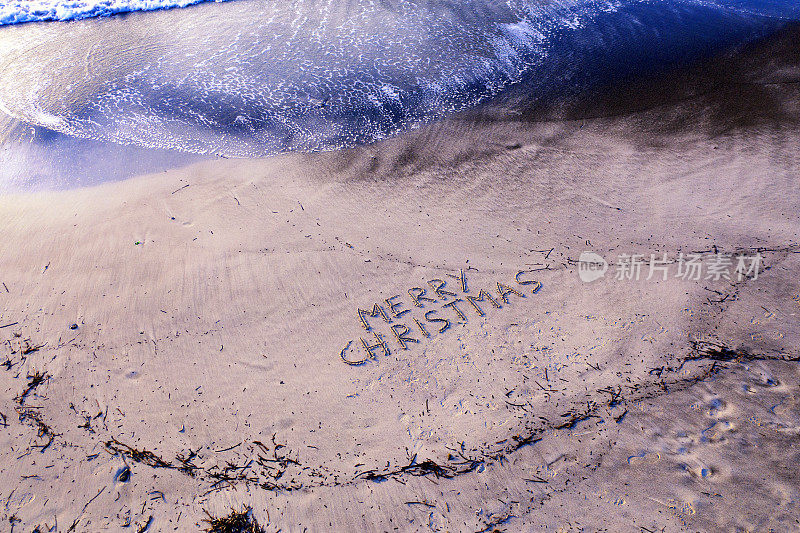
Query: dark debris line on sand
[[12, 370, 59, 453], [350, 338, 798, 487], [1, 249, 798, 530], [102, 433, 308, 494]]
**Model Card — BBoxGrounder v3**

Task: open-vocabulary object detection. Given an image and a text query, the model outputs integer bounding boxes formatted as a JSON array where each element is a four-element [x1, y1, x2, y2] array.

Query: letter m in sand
[[358, 304, 392, 331]]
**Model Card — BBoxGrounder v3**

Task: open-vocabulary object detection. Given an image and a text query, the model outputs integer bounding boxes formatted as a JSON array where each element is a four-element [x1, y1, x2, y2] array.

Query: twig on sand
[[203, 506, 266, 533], [16, 408, 58, 453], [523, 475, 548, 484], [65, 488, 105, 532], [214, 442, 242, 453], [105, 438, 175, 470], [15, 371, 49, 405], [404, 500, 436, 508], [137, 515, 153, 533]]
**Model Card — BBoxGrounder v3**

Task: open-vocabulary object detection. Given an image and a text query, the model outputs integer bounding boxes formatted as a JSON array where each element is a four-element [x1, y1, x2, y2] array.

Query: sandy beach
[[1, 7, 800, 533]]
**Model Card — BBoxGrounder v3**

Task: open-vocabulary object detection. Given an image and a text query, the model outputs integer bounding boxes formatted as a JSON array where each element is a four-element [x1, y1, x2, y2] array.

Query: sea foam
[[0, 0, 232, 26], [0, 0, 798, 159]]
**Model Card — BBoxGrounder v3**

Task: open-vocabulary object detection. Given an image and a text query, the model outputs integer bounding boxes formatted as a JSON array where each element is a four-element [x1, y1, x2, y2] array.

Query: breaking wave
[[0, 0, 233, 26], [0, 0, 798, 158]]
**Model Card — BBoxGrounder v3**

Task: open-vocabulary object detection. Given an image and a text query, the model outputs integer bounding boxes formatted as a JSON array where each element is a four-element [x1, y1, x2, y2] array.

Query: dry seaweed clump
[[203, 507, 266, 533]]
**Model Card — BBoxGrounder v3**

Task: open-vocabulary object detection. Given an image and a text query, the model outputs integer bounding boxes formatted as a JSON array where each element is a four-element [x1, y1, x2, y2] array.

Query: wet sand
[[1, 24, 799, 532]]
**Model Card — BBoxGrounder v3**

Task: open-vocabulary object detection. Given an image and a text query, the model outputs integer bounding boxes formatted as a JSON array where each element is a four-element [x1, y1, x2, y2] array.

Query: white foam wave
[[0, 0, 232, 26]]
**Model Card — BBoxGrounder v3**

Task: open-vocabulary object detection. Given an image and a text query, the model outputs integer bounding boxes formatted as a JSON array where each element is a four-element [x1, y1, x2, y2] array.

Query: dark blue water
[[0, 0, 798, 159]]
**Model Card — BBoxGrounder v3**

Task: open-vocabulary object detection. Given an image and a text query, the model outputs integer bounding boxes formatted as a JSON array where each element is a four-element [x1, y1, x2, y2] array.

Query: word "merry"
[[340, 270, 541, 365]]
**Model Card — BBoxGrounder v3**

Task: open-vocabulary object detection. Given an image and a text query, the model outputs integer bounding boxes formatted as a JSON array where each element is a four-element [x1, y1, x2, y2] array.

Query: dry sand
[[1, 25, 800, 532]]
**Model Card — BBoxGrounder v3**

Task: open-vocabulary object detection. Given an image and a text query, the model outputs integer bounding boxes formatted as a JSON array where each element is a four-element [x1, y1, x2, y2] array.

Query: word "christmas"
[[339, 270, 541, 365]]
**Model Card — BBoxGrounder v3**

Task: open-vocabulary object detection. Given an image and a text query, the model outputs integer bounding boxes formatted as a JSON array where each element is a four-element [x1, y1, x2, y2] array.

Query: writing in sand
[[340, 270, 542, 365]]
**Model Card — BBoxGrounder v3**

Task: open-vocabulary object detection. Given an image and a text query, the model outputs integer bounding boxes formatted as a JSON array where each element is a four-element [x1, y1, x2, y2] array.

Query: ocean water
[[0, 0, 236, 26], [0, 0, 799, 186], [0, 0, 234, 26]]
